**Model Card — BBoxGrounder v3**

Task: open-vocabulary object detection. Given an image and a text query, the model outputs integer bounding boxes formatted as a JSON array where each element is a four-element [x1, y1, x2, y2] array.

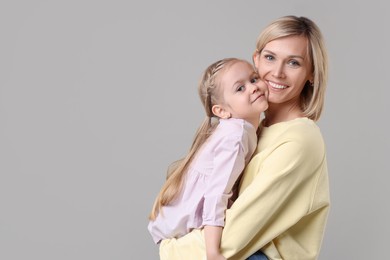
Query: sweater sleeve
[[220, 134, 326, 259]]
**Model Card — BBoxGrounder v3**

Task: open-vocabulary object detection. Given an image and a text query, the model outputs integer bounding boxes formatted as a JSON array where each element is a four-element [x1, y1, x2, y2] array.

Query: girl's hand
[[207, 252, 226, 260]]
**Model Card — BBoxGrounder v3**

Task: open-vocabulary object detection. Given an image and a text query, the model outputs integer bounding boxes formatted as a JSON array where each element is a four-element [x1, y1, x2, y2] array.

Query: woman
[[159, 15, 330, 260]]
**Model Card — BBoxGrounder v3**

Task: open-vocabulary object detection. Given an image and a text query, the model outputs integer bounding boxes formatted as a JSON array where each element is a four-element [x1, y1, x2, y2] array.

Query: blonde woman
[[159, 15, 330, 260], [148, 58, 269, 260]]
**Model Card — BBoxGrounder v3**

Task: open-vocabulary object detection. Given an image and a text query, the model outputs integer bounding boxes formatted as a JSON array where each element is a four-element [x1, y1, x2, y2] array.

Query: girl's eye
[[237, 85, 245, 92], [251, 77, 259, 84]]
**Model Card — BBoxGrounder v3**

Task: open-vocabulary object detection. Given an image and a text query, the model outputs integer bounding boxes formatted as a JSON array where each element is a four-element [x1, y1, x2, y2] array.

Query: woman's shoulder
[[263, 117, 322, 137], [261, 117, 325, 152], [285, 117, 322, 137]]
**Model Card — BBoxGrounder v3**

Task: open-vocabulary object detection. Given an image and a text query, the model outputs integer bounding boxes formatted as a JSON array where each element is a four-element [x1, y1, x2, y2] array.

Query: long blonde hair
[[149, 58, 244, 220], [255, 15, 328, 121]]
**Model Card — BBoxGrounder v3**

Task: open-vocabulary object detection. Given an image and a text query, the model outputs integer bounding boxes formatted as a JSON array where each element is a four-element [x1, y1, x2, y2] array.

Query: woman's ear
[[253, 51, 260, 70], [309, 75, 314, 86], [212, 105, 231, 119]]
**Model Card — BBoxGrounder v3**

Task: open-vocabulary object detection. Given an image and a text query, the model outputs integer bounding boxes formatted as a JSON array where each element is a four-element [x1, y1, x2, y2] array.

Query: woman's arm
[[220, 133, 327, 259]]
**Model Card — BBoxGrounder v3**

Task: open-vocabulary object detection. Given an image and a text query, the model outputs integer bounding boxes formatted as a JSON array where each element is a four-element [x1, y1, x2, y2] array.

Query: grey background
[[0, 0, 388, 259]]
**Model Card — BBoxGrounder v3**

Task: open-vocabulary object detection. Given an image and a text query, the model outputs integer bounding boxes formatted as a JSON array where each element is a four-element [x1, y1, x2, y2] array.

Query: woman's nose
[[272, 62, 285, 78]]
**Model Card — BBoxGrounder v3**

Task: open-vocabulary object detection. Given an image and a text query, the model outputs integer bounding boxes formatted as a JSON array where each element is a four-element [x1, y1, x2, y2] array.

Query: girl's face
[[254, 35, 313, 108], [214, 61, 268, 127]]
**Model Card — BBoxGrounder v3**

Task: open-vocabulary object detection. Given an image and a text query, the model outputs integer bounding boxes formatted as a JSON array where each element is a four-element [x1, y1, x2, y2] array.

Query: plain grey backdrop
[[1, 0, 389, 259]]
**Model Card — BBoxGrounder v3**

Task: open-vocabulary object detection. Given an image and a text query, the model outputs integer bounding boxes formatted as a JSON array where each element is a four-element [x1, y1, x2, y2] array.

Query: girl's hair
[[255, 15, 328, 121], [149, 58, 245, 220]]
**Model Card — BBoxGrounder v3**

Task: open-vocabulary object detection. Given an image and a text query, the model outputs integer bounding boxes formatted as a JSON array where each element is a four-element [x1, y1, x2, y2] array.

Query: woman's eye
[[264, 54, 274, 61], [288, 60, 300, 66]]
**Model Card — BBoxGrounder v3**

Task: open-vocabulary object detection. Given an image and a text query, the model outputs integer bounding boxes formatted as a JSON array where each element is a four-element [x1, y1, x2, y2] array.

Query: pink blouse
[[148, 118, 257, 244]]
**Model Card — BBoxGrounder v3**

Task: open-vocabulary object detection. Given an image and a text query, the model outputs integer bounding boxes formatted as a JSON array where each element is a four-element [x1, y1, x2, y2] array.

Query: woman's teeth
[[269, 81, 287, 89]]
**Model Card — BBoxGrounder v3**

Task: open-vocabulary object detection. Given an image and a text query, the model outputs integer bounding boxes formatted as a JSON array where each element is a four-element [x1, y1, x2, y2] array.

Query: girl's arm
[[202, 134, 247, 229], [204, 226, 226, 260]]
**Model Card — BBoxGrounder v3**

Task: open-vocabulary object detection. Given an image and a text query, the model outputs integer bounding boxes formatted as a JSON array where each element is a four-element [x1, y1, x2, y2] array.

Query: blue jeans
[[246, 250, 268, 260]]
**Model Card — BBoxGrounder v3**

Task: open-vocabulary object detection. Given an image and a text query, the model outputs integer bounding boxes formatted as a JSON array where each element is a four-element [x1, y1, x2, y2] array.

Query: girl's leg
[[246, 250, 268, 260]]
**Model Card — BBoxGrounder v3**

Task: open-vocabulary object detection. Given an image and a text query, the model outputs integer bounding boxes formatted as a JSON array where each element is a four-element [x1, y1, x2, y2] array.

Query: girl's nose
[[250, 83, 259, 93]]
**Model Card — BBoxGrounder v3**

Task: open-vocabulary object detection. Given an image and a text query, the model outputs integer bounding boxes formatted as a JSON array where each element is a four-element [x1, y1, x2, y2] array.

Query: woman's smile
[[267, 80, 288, 90]]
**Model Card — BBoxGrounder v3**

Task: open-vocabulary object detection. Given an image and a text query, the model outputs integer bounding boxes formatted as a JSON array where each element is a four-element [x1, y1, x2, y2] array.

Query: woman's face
[[254, 35, 313, 107]]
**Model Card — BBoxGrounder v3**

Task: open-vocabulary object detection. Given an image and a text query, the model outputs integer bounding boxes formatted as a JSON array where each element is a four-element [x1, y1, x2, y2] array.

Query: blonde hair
[[255, 15, 328, 121], [149, 58, 246, 220]]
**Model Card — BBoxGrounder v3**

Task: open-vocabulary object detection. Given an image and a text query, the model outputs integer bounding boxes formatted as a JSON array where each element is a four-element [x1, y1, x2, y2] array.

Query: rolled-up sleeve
[[202, 136, 246, 227]]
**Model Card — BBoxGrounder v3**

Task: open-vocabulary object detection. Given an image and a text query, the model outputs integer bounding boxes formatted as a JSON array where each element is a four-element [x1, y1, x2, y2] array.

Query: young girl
[[148, 58, 268, 260]]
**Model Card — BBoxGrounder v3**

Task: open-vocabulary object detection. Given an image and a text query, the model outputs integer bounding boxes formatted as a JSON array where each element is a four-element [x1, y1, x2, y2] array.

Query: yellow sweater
[[159, 118, 330, 260]]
